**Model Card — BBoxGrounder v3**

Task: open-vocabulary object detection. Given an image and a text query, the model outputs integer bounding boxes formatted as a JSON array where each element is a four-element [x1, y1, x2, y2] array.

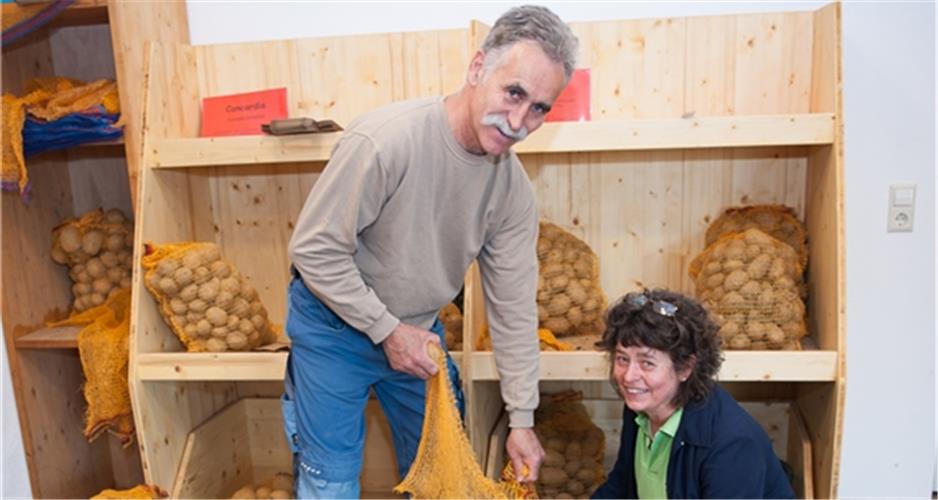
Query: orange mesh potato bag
[[528, 391, 606, 498], [706, 205, 808, 267], [141, 242, 277, 352], [536, 222, 606, 338], [92, 484, 166, 499], [50, 208, 134, 312], [395, 345, 531, 499], [47, 289, 134, 445], [690, 229, 807, 350]]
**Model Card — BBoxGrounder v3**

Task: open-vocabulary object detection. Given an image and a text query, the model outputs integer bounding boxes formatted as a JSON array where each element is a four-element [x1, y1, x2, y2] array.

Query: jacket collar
[[672, 384, 725, 448]]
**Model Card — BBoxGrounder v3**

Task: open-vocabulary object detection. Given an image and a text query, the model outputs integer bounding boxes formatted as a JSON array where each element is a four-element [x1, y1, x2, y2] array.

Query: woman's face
[[612, 344, 692, 425]]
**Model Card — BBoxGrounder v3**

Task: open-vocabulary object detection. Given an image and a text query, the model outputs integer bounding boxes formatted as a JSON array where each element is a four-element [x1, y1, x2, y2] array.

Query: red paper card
[[545, 68, 590, 122], [200, 88, 288, 137]]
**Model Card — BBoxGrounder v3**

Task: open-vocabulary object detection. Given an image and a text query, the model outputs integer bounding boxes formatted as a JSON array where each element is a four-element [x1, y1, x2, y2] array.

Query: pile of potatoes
[[706, 205, 808, 266], [536, 222, 606, 337], [143, 242, 276, 352], [51, 208, 134, 312], [690, 228, 807, 350], [532, 393, 605, 499], [230, 472, 293, 499], [439, 302, 463, 350]]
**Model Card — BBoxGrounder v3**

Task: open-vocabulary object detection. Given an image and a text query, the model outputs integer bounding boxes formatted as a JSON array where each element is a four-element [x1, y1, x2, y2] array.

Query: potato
[[86, 258, 105, 279], [104, 234, 125, 253], [544, 449, 565, 468], [205, 337, 227, 352], [575, 468, 597, 485], [255, 486, 272, 498], [230, 486, 254, 499], [206, 306, 228, 326], [269, 489, 291, 499], [157, 258, 179, 276], [563, 459, 581, 477], [198, 280, 220, 302], [159, 277, 179, 295], [92, 277, 112, 295], [179, 284, 199, 303], [564, 441, 582, 460], [210, 260, 231, 279], [182, 251, 202, 270], [565, 479, 585, 496], [59, 226, 82, 253], [174, 267, 194, 287], [539, 466, 568, 487], [51, 246, 68, 264], [189, 298, 208, 313], [271, 472, 293, 491]]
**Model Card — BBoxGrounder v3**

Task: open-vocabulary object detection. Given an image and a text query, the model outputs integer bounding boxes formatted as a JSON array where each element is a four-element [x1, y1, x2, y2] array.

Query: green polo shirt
[[634, 408, 684, 499]]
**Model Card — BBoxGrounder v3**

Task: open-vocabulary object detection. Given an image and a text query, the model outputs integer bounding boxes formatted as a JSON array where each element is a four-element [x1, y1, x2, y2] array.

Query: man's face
[[467, 41, 567, 156]]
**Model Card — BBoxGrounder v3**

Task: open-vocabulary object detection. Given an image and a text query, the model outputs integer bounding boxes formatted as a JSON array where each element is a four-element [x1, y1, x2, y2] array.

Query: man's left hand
[[505, 427, 545, 483]]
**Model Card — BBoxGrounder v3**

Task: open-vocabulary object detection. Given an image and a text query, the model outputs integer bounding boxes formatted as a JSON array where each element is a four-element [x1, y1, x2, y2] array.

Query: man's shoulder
[[346, 96, 440, 139]]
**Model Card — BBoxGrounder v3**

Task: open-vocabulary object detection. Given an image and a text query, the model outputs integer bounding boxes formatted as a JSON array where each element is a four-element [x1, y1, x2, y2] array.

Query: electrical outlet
[[887, 184, 916, 232]]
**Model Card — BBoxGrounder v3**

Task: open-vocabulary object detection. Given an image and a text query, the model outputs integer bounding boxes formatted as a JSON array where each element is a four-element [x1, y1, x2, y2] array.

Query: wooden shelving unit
[[129, 4, 844, 498], [1, 2, 190, 497]]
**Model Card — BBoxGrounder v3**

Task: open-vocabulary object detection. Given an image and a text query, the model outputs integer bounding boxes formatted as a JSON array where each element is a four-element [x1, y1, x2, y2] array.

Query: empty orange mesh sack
[[47, 288, 134, 444], [394, 344, 531, 499]]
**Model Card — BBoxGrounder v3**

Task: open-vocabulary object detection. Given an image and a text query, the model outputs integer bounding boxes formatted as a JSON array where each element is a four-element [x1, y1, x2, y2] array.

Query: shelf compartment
[[469, 350, 837, 382], [136, 351, 464, 381], [146, 113, 834, 169], [14, 325, 82, 350]]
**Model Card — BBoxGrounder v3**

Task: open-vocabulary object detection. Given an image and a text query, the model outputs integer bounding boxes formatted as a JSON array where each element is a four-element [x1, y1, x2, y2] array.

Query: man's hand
[[381, 323, 440, 379], [506, 427, 545, 483]]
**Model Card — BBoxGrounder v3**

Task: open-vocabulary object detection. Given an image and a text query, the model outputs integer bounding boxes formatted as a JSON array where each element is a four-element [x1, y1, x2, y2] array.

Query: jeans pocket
[[289, 278, 347, 332]]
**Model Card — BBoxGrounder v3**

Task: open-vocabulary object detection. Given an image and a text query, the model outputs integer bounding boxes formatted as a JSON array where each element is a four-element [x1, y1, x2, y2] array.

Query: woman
[[591, 289, 794, 499]]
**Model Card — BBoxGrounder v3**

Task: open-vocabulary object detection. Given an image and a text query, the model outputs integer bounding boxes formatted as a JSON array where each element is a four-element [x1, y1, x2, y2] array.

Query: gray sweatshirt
[[288, 96, 540, 427]]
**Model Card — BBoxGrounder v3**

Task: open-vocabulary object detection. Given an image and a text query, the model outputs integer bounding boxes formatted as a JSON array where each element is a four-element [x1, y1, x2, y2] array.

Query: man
[[285, 5, 578, 498]]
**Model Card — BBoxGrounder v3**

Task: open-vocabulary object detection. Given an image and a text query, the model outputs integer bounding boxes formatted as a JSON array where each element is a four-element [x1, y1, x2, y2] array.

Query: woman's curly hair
[[598, 288, 724, 407]]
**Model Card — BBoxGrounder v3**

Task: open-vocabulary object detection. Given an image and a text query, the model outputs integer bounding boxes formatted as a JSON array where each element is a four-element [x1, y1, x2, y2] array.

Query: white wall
[[839, 2, 936, 497], [2, 325, 32, 499], [182, 1, 933, 496]]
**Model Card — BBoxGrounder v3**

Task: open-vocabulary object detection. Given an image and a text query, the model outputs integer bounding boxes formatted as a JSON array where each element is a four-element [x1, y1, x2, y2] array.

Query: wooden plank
[[517, 114, 835, 153], [147, 114, 834, 168], [136, 351, 463, 382], [109, 1, 191, 208], [788, 403, 815, 499], [14, 325, 82, 350], [171, 399, 257, 499], [136, 352, 289, 381], [470, 350, 837, 382], [132, 381, 240, 491], [15, 349, 115, 498]]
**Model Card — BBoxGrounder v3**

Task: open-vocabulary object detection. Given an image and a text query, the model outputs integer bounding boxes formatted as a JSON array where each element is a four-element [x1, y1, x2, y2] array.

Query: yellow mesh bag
[[475, 326, 575, 352], [690, 229, 807, 350], [141, 242, 277, 352], [92, 484, 166, 499], [51, 208, 134, 312], [48, 289, 134, 445], [2, 77, 120, 193], [536, 222, 606, 338], [440, 302, 463, 351], [524, 391, 606, 498], [706, 205, 808, 267], [395, 345, 530, 499]]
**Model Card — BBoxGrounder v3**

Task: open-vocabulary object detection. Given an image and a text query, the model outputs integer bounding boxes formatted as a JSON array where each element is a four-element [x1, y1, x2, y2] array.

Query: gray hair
[[481, 5, 579, 80]]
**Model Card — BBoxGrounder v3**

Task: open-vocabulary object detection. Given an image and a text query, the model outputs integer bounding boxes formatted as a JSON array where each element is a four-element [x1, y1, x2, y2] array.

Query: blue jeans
[[282, 276, 464, 498]]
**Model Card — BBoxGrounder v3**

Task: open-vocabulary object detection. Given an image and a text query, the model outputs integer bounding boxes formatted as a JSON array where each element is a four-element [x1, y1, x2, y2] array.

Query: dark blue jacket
[[592, 385, 794, 499]]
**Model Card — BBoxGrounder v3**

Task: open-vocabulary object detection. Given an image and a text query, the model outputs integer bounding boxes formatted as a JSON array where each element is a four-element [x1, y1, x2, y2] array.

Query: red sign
[[200, 88, 288, 137], [546, 69, 590, 122]]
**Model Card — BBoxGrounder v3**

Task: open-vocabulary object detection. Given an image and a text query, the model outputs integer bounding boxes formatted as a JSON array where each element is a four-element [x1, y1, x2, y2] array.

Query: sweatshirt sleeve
[[477, 179, 540, 428], [288, 132, 400, 344]]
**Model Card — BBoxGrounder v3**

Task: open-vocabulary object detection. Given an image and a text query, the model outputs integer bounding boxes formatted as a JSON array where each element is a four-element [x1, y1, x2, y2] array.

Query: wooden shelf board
[[15, 325, 82, 349], [136, 351, 464, 381], [470, 349, 838, 382], [147, 113, 834, 169]]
